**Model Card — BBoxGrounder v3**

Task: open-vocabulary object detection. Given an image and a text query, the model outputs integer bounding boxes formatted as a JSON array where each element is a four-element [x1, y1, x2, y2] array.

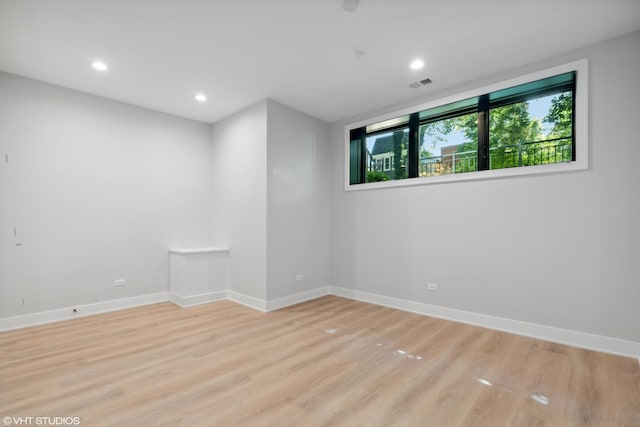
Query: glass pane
[[489, 91, 573, 170], [366, 115, 410, 133], [419, 113, 478, 176], [489, 72, 574, 104], [349, 128, 363, 184], [365, 128, 409, 182], [418, 97, 477, 121]]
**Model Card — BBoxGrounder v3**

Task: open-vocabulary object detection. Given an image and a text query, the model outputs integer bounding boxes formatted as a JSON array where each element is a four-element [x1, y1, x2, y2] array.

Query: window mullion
[[359, 128, 367, 182], [349, 127, 366, 184], [408, 113, 419, 178], [571, 73, 577, 162], [477, 94, 490, 171]]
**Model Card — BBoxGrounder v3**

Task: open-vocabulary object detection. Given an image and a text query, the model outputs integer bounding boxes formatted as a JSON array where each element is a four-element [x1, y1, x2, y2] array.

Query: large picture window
[[347, 61, 587, 189]]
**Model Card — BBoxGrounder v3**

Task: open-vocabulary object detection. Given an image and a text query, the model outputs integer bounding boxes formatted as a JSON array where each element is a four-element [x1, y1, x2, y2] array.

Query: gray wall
[[329, 31, 640, 342], [266, 99, 330, 299], [210, 98, 331, 302], [0, 72, 214, 318], [211, 100, 268, 300]]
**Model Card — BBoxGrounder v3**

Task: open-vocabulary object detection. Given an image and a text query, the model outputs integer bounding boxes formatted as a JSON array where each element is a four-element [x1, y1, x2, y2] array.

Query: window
[[419, 111, 478, 177], [364, 127, 409, 182], [347, 60, 587, 189]]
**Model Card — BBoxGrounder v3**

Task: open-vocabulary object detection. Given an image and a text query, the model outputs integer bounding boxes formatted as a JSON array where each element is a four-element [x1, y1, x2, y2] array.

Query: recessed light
[[410, 59, 424, 70], [92, 61, 108, 72], [195, 93, 207, 102]]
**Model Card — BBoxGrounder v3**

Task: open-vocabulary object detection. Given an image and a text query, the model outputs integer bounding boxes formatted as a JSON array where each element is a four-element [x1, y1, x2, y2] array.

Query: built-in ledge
[[168, 247, 230, 307], [169, 247, 230, 255]]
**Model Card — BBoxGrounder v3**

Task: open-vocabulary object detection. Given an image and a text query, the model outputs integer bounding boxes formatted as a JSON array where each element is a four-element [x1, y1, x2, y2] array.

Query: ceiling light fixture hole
[[343, 0, 360, 12]]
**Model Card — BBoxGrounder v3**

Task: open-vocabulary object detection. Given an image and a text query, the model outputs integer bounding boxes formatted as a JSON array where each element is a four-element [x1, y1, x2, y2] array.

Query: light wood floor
[[1, 296, 638, 426]]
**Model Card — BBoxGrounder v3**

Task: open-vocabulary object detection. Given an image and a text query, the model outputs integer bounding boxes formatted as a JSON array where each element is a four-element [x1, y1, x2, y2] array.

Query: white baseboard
[[3, 286, 637, 359], [329, 286, 640, 359], [0, 292, 169, 332], [227, 291, 267, 312], [225, 287, 332, 312], [266, 286, 331, 311], [0, 287, 325, 332], [168, 291, 228, 308]]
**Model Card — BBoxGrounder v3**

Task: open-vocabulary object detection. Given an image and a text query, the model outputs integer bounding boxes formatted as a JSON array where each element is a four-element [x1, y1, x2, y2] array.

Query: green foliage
[[489, 102, 542, 147], [452, 114, 478, 148], [366, 170, 390, 182], [417, 93, 572, 173], [420, 113, 477, 174], [420, 119, 456, 151], [370, 92, 574, 180], [392, 130, 407, 179], [545, 93, 573, 138]]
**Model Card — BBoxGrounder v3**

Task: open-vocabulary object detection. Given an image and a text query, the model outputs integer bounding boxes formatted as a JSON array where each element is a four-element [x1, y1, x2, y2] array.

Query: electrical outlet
[[114, 279, 126, 287], [295, 274, 303, 281], [427, 282, 439, 291]]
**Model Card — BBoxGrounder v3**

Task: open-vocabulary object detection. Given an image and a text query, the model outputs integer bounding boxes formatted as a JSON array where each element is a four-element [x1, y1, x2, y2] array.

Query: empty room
[[1, 0, 639, 426]]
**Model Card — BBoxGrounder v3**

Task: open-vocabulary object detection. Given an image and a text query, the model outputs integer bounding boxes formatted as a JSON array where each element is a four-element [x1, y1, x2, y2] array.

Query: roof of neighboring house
[[371, 135, 396, 156]]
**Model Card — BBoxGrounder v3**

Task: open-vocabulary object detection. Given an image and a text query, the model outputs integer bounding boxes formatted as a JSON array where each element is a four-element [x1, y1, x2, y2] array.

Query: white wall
[[266, 99, 330, 299], [0, 72, 213, 318], [210, 99, 331, 303], [210, 100, 268, 300], [329, 31, 640, 343]]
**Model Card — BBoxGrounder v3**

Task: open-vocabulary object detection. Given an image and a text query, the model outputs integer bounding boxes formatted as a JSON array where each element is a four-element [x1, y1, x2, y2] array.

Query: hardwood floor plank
[[1, 296, 638, 426]]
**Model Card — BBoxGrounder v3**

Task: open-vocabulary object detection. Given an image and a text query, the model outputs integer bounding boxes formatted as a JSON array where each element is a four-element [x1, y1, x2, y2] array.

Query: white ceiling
[[1, 0, 639, 124]]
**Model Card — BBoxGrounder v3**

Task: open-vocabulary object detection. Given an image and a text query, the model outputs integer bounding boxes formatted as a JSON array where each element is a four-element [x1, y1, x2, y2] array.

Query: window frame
[[344, 59, 588, 191]]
